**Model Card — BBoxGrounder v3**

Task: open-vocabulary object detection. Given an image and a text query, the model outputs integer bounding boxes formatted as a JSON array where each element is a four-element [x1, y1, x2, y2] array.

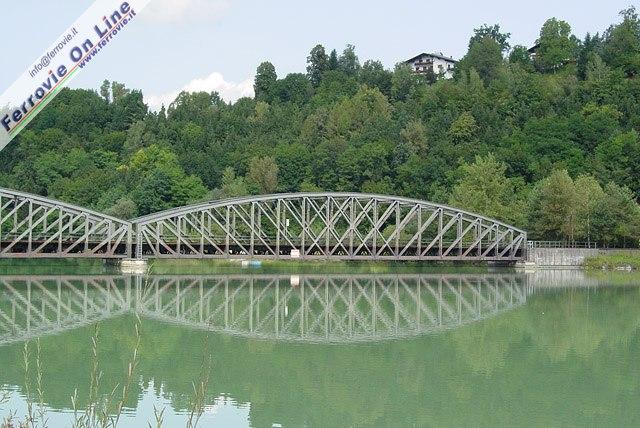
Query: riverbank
[[583, 253, 640, 271], [0, 258, 116, 274], [0, 258, 505, 275]]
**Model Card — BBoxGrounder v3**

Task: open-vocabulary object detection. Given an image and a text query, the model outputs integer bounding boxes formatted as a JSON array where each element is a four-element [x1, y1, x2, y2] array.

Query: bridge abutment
[[120, 258, 148, 274], [525, 248, 599, 268]]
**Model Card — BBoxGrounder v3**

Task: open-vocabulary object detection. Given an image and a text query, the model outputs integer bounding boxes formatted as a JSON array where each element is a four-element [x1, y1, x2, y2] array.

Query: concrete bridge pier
[[120, 259, 148, 274]]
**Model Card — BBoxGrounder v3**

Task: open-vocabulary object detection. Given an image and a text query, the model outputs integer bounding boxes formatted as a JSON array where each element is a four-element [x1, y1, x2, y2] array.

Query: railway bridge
[[0, 188, 527, 262]]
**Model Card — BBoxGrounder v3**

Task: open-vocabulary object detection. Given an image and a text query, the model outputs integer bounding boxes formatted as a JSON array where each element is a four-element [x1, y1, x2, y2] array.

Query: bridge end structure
[[0, 188, 132, 259]]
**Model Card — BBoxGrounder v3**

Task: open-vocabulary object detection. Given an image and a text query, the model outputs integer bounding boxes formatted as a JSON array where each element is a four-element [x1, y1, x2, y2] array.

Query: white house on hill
[[405, 52, 457, 79]]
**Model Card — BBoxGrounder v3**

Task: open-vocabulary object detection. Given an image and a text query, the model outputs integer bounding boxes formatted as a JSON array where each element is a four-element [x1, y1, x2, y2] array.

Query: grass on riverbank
[[583, 253, 640, 271], [0, 258, 511, 275], [0, 259, 114, 275]]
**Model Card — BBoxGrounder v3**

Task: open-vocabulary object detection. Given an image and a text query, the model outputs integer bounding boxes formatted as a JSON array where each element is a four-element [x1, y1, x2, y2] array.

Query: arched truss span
[[0, 188, 131, 258], [133, 193, 527, 261]]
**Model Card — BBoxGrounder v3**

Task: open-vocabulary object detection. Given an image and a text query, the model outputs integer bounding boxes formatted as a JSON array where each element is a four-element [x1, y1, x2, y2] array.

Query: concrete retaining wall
[[527, 248, 600, 268], [527, 248, 640, 268]]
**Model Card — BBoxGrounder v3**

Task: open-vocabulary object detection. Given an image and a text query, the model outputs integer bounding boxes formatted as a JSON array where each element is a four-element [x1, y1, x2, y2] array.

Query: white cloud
[[141, 0, 230, 23], [145, 71, 254, 111]]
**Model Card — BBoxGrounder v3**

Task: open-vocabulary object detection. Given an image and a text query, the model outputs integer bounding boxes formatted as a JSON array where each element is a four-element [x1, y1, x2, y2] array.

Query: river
[[0, 266, 639, 427]]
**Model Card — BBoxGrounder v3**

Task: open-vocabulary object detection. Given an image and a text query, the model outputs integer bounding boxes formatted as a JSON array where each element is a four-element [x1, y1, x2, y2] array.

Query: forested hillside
[[2, 8, 640, 246]]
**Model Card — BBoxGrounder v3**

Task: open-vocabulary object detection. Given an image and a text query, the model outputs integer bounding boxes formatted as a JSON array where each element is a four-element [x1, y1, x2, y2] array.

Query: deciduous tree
[[247, 156, 279, 194], [469, 24, 511, 52], [535, 18, 578, 72], [254, 62, 278, 103], [449, 154, 525, 225], [307, 44, 330, 87]]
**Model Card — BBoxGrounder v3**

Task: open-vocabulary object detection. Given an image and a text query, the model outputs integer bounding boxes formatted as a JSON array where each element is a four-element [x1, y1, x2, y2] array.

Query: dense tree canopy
[[2, 7, 640, 245], [469, 24, 511, 53]]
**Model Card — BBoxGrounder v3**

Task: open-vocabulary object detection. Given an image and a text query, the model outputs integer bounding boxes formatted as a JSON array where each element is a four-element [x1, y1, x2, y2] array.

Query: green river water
[[0, 265, 639, 427]]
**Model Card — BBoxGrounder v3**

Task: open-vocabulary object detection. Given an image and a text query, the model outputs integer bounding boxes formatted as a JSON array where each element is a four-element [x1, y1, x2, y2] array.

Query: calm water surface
[[0, 267, 639, 427]]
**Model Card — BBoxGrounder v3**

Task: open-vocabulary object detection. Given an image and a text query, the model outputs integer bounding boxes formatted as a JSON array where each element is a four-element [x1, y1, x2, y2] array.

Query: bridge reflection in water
[[0, 273, 530, 346]]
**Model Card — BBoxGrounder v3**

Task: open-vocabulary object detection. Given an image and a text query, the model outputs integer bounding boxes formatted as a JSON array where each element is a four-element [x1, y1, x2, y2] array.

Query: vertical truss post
[[57, 207, 63, 253], [135, 228, 142, 259], [417, 208, 422, 257], [373, 199, 378, 259], [276, 199, 281, 257], [349, 197, 355, 258], [13, 200, 17, 234], [225, 206, 230, 257], [250, 202, 255, 257], [125, 225, 131, 258], [27, 201, 33, 255], [301, 197, 306, 258], [156, 222, 162, 256], [438, 210, 443, 258], [177, 217, 182, 256], [200, 211, 205, 256], [395, 203, 401, 258], [325, 196, 331, 259], [108, 222, 114, 255], [457, 215, 463, 256], [477, 220, 482, 258]]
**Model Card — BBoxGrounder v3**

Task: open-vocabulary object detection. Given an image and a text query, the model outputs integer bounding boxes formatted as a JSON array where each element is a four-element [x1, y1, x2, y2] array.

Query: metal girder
[[0, 188, 132, 258], [0, 273, 528, 345], [133, 193, 527, 262]]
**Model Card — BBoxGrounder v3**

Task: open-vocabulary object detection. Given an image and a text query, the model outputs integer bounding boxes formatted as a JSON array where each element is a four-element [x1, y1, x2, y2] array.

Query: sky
[[1, 0, 635, 110]]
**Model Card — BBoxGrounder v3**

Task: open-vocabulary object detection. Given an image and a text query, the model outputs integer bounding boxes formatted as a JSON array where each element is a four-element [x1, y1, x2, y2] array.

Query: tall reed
[[186, 335, 212, 428], [3, 279, 219, 428]]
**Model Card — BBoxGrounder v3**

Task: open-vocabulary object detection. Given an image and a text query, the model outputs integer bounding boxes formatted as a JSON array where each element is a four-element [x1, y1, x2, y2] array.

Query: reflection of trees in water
[[0, 273, 639, 426]]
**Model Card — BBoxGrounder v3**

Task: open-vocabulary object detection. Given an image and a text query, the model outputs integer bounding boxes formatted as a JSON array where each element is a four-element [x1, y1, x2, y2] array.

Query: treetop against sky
[[2, 6, 640, 245], [1, 0, 635, 110]]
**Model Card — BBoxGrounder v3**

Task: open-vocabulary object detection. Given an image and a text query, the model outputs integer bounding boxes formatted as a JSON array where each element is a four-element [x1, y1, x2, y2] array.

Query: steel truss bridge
[[0, 189, 526, 262], [0, 273, 529, 346]]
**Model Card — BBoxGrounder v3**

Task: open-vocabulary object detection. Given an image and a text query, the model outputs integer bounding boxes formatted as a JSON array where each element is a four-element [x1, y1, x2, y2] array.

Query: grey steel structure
[[0, 273, 529, 346], [134, 193, 527, 261], [0, 188, 131, 258], [0, 188, 527, 262]]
